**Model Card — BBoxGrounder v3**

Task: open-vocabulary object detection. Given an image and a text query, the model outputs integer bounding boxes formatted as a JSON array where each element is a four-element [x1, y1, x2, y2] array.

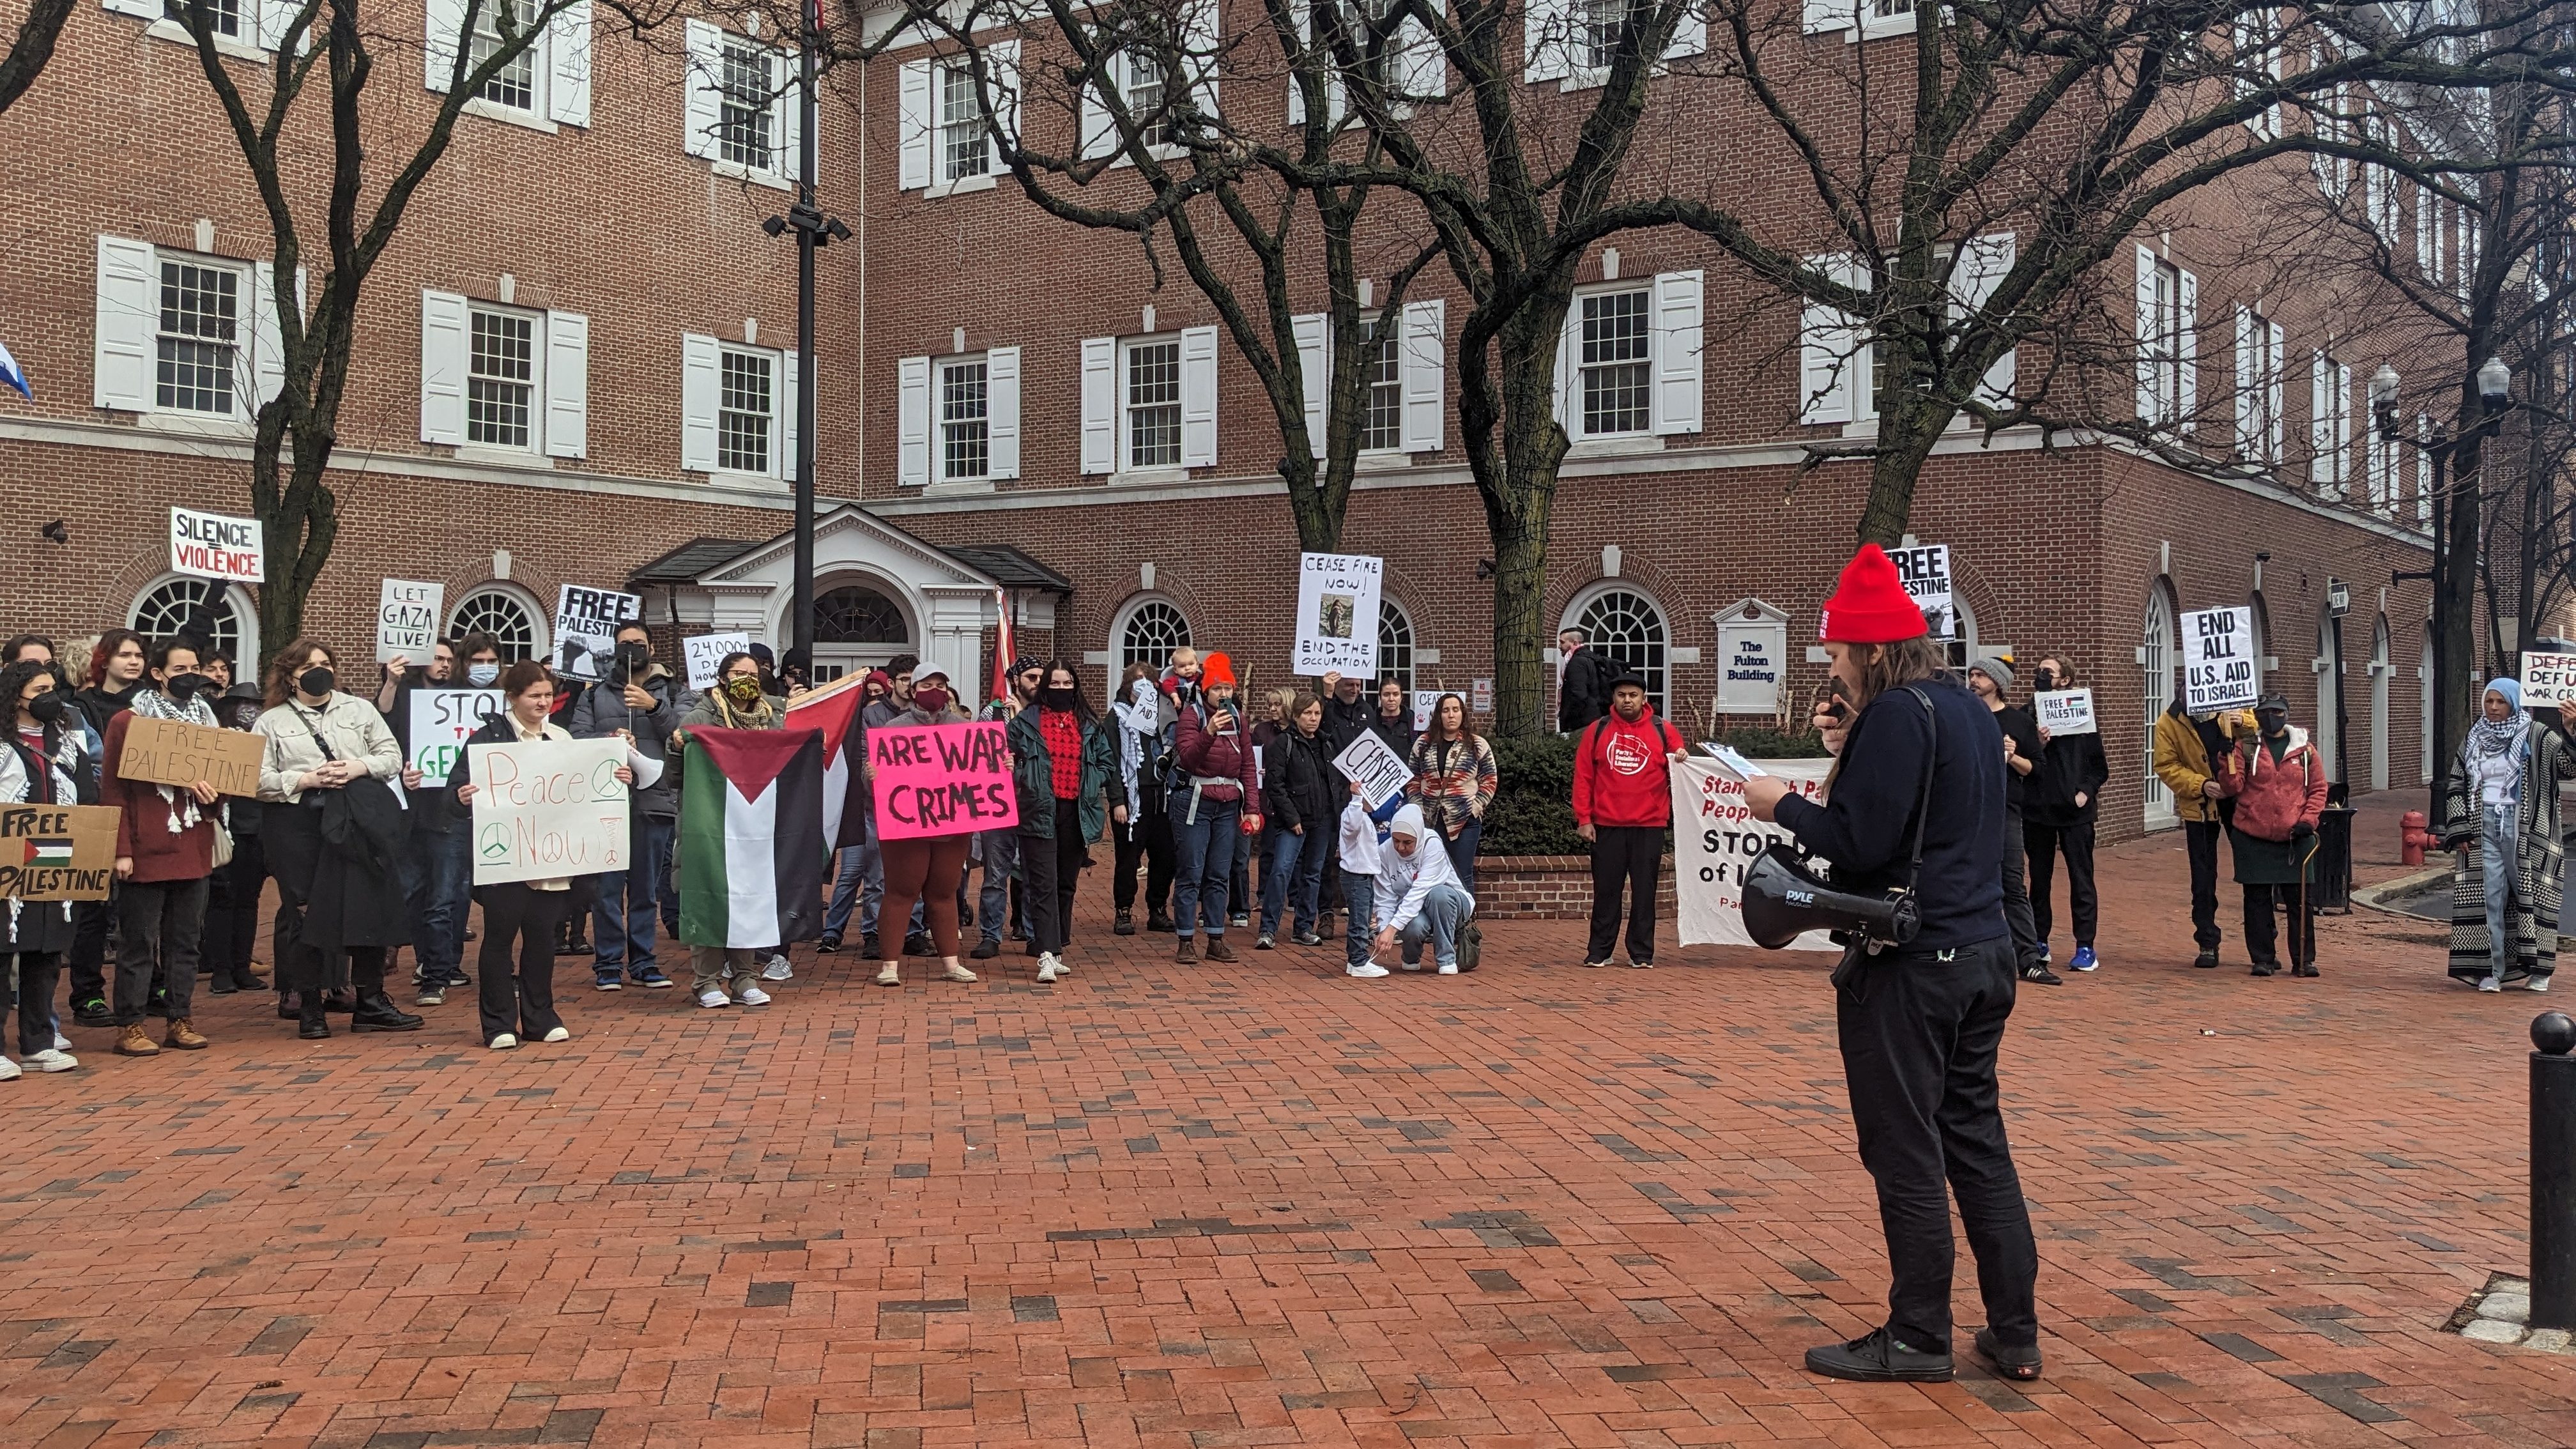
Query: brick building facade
[[0, 3, 2445, 844]]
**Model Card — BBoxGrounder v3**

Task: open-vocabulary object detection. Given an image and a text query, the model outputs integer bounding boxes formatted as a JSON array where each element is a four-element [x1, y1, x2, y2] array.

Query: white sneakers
[[736, 985, 772, 1007], [1048, 956, 1072, 976], [698, 988, 731, 1008], [2533, 976, 2555, 993], [2481, 976, 2504, 992], [942, 962, 979, 983], [0, 1056, 19, 1081], [1036, 953, 1061, 983], [875, 963, 901, 986], [52, 1032, 71, 1051], [542, 1026, 571, 1043], [490, 1034, 518, 1049], [762, 956, 793, 981], [1347, 963, 1390, 979], [26, 1048, 75, 1072], [1438, 962, 1460, 976]]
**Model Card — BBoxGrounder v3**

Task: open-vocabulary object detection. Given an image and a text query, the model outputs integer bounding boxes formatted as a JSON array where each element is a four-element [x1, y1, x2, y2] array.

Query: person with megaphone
[[1740, 544, 2040, 1386]]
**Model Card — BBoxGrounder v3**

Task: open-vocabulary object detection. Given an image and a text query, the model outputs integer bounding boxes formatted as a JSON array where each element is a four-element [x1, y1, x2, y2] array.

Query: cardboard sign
[[0, 803, 120, 901], [2035, 687, 2097, 735], [116, 715, 263, 797], [868, 720, 1018, 841], [1332, 730, 1413, 809], [408, 688, 504, 784], [554, 585, 642, 683], [376, 578, 445, 664], [168, 505, 264, 583], [2523, 652, 2576, 706], [685, 632, 751, 691], [468, 736, 630, 885], [2182, 606, 2260, 712], [1292, 552, 1383, 676], [1670, 756, 1836, 950], [1885, 543, 1957, 638]]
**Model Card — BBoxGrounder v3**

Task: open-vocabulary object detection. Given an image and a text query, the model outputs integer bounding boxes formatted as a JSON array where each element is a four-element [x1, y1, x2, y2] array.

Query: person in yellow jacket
[[2152, 694, 2249, 969]]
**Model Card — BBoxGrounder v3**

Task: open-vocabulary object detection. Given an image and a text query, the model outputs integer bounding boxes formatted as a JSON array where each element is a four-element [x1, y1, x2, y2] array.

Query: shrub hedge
[[1477, 723, 1827, 857]]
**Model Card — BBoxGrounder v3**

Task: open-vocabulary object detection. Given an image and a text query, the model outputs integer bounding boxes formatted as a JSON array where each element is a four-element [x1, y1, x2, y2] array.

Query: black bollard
[[2534, 1011, 2576, 1330]]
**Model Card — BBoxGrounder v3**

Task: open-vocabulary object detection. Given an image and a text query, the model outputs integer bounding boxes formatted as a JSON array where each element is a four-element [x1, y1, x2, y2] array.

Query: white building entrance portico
[[633, 505, 1041, 707]]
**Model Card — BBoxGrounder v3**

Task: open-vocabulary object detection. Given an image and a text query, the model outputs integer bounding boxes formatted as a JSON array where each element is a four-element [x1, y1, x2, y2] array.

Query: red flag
[[990, 588, 1014, 707]]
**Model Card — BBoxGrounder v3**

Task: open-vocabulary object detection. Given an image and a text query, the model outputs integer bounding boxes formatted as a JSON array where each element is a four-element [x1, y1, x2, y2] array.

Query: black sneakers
[[2191, 948, 2220, 969], [1974, 1328, 2042, 1382], [1804, 1327, 1953, 1383], [2020, 963, 2064, 986]]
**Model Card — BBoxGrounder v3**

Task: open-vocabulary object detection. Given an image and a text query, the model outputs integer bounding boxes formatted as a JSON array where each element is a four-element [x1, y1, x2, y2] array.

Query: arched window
[[1570, 586, 1667, 714], [448, 585, 543, 661], [131, 575, 254, 665], [1377, 602, 1415, 690], [2142, 585, 2179, 826], [1942, 594, 1981, 671], [815, 585, 907, 643], [1114, 597, 1192, 694], [2248, 591, 2273, 693], [2370, 613, 2391, 792]]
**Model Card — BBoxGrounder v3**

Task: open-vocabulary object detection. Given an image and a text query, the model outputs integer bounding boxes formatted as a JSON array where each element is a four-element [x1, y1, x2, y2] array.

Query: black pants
[[1998, 806, 2039, 969], [202, 832, 268, 986], [2184, 820, 2224, 950], [65, 896, 109, 1005], [3, 951, 60, 1057], [2242, 881, 2314, 967], [1112, 802, 1174, 917], [1837, 935, 2039, 1353], [264, 803, 386, 999], [2023, 818, 2097, 950], [114, 877, 208, 1027], [477, 884, 569, 1043], [1586, 825, 1664, 964], [1021, 802, 1088, 957]]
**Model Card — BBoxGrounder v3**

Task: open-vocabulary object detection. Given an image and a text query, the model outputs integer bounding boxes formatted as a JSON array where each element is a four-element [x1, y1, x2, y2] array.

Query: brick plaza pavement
[[6, 799, 2575, 1448]]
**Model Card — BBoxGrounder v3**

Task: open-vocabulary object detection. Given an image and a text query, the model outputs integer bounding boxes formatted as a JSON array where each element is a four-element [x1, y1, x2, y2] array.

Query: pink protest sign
[[869, 721, 1020, 841]]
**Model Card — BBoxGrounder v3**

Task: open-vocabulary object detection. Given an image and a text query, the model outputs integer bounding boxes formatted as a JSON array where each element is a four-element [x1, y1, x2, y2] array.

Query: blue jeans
[[408, 818, 471, 985], [1397, 882, 1474, 969], [1441, 817, 1482, 898], [1340, 871, 1376, 970], [1170, 797, 1242, 938], [824, 831, 876, 940], [978, 827, 1019, 946], [1261, 827, 1324, 937], [2481, 800, 2521, 979], [592, 814, 675, 973]]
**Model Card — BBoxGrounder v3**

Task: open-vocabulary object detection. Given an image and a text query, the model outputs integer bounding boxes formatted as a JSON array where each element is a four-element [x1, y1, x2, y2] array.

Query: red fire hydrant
[[2401, 809, 2435, 868]]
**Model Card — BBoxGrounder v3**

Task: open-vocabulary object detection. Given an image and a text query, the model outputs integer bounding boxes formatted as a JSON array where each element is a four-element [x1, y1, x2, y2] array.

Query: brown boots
[[164, 1018, 209, 1050], [114, 1024, 158, 1056]]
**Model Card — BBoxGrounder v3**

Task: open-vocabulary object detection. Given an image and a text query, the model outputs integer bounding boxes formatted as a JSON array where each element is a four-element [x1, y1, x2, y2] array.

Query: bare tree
[[168, 0, 669, 661], [0, 0, 74, 114]]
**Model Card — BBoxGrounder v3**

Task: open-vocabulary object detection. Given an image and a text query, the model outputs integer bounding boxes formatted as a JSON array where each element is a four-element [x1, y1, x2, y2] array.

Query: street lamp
[[763, 0, 852, 664]]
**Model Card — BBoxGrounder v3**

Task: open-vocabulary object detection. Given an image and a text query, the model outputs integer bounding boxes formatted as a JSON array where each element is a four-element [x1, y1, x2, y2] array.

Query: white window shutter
[[1285, 0, 1347, 126], [2335, 360, 2352, 493], [255, 0, 300, 47], [247, 261, 283, 411], [679, 332, 720, 470], [779, 349, 799, 480], [2309, 350, 2329, 484], [1524, 0, 1570, 83], [1651, 269, 1703, 435], [2232, 307, 2255, 454], [986, 346, 1021, 479], [1951, 234, 2014, 404], [1803, 0, 1853, 34], [544, 310, 588, 459], [103, 0, 158, 18], [1291, 312, 1328, 458], [1184, 0, 1220, 123], [1179, 325, 1218, 468], [2266, 322, 2285, 461], [546, 1, 590, 126], [93, 235, 155, 413], [898, 355, 932, 486], [899, 58, 933, 189], [2175, 267, 2198, 436], [986, 40, 1021, 165], [419, 289, 469, 444], [1400, 298, 1445, 454], [425, 0, 464, 92], [1080, 335, 1116, 473], [1080, 62, 1116, 160], [1798, 256, 1863, 426], [1666, 2, 1706, 59], [2134, 245, 2160, 425], [1552, 309, 1576, 428], [776, 50, 803, 181], [1398, 15, 1446, 101], [682, 20, 722, 160]]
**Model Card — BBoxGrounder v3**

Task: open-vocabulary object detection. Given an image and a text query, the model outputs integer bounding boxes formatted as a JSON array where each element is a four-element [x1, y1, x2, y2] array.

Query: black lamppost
[[763, 0, 851, 660], [2372, 355, 2513, 821]]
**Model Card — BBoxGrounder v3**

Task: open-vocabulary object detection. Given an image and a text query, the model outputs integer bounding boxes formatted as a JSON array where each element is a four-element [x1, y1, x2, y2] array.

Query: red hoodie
[[1573, 707, 1683, 829]]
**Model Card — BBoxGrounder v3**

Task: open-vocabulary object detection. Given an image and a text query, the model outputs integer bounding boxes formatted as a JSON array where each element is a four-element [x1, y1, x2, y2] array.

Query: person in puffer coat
[[2217, 692, 2330, 977]]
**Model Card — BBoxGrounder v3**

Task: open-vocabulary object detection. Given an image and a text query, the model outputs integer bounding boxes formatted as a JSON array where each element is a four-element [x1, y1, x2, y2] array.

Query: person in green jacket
[[1007, 661, 1124, 983]]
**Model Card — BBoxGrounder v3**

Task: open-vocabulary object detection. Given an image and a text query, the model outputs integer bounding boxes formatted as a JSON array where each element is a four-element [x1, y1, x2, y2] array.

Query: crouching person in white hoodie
[[1372, 802, 1477, 974], [1338, 784, 1390, 979]]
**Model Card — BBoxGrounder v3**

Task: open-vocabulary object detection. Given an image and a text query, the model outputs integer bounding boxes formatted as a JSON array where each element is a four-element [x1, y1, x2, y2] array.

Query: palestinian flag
[[24, 839, 71, 866], [783, 671, 870, 851], [678, 724, 829, 948]]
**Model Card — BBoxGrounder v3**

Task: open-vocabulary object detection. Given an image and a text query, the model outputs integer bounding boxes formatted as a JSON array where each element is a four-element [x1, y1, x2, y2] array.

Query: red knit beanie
[[1817, 544, 1931, 644]]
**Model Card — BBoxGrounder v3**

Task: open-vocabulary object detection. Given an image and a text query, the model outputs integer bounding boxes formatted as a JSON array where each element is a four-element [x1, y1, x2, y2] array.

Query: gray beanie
[[1968, 656, 2014, 693]]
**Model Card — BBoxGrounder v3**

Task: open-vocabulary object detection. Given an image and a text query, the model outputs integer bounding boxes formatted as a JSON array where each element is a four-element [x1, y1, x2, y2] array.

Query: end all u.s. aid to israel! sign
[[169, 506, 264, 583]]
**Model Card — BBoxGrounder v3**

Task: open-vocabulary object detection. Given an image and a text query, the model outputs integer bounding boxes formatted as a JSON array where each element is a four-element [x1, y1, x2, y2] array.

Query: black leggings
[[1113, 802, 1174, 916], [477, 884, 569, 1043], [1022, 802, 1089, 956]]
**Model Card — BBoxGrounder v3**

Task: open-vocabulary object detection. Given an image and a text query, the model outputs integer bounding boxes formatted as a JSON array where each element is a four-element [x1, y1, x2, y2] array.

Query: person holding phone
[[1167, 654, 1261, 963], [1742, 544, 2037, 1387]]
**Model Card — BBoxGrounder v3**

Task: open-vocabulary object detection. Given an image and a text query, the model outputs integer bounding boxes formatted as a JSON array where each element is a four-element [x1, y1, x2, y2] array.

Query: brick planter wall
[[1475, 855, 1674, 920]]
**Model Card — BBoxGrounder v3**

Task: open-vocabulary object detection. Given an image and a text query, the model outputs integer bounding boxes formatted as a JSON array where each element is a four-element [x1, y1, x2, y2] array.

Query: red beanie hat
[[1202, 651, 1238, 687], [1817, 544, 1931, 645]]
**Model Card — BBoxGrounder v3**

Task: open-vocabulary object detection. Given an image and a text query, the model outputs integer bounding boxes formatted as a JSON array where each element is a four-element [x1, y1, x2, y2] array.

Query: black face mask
[[26, 691, 66, 725], [298, 666, 335, 698], [164, 673, 208, 700], [1040, 687, 1079, 711], [2257, 710, 2289, 737], [618, 642, 650, 668], [2033, 671, 2058, 691]]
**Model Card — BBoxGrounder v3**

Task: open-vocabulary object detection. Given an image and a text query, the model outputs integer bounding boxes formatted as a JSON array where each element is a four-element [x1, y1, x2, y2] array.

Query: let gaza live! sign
[[870, 721, 1018, 841], [169, 506, 264, 583]]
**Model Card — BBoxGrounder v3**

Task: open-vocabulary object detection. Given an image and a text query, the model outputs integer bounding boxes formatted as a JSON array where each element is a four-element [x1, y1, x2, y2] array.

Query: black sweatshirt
[[1775, 675, 2008, 951], [2026, 723, 2110, 827], [1993, 703, 2042, 813]]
